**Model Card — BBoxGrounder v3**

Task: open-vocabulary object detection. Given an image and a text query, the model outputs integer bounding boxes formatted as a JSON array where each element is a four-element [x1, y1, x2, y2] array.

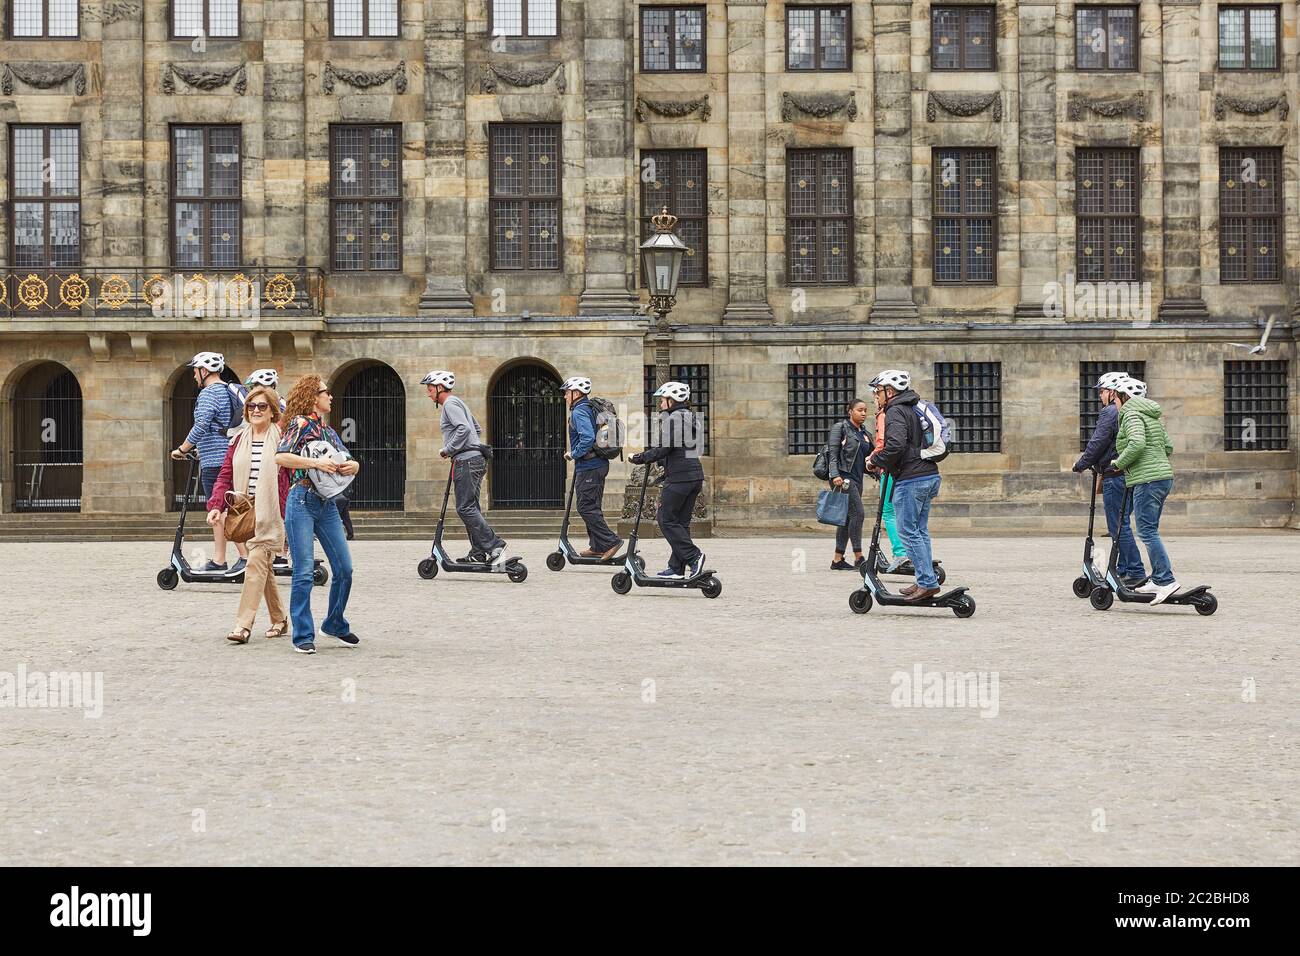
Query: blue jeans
[[893, 475, 941, 589], [1131, 478, 1175, 586], [1102, 475, 1145, 580], [284, 484, 354, 646]]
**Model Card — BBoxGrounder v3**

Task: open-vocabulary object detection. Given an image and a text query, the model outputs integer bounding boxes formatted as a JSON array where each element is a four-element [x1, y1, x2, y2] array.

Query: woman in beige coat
[[205, 386, 291, 644]]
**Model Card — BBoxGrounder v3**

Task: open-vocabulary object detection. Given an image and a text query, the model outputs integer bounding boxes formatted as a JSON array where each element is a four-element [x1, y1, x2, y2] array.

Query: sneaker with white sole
[[656, 568, 682, 579], [329, 632, 360, 647], [1135, 581, 1159, 595], [488, 544, 507, 566], [295, 642, 316, 655], [686, 552, 705, 579], [1150, 581, 1180, 605]]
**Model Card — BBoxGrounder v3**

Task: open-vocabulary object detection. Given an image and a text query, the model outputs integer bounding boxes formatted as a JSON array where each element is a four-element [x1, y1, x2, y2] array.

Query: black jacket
[[1074, 401, 1122, 477], [640, 405, 705, 485], [870, 390, 939, 484], [826, 419, 871, 484]]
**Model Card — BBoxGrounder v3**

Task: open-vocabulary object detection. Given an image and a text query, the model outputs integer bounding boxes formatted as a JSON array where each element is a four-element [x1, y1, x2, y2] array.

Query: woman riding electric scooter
[[628, 381, 706, 579]]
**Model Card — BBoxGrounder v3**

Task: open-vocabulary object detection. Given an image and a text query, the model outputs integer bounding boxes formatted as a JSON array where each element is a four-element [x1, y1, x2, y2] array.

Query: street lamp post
[[640, 207, 686, 388]]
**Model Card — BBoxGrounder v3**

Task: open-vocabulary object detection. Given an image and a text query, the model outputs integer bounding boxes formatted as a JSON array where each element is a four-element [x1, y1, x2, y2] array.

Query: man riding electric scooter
[[561, 375, 623, 560]]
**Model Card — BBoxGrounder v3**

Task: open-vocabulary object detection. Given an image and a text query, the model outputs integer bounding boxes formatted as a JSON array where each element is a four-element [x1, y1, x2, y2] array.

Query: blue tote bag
[[816, 487, 849, 527]]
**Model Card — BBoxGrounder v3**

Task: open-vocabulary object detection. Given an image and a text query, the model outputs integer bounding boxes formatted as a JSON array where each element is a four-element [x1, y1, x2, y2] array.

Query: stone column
[[1156, 0, 1210, 320], [721, 0, 773, 323], [99, 4, 145, 264], [263, 1, 308, 273], [869, 2, 919, 321], [578, 0, 639, 314], [419, 3, 475, 313], [1012, 3, 1058, 319]]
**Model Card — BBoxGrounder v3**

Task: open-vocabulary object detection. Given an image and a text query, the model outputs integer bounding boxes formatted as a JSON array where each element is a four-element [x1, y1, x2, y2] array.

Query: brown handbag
[[223, 492, 257, 543]]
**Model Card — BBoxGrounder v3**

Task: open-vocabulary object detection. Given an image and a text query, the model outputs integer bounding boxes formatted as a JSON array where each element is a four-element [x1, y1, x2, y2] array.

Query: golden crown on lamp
[[650, 206, 679, 234]]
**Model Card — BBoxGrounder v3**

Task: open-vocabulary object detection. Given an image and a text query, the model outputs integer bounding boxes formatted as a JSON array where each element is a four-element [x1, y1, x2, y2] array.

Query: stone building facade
[[0, 1, 1296, 530]]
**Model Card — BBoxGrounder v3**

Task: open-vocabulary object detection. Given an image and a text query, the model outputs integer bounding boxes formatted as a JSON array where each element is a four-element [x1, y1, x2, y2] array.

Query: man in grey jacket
[[422, 369, 507, 564]]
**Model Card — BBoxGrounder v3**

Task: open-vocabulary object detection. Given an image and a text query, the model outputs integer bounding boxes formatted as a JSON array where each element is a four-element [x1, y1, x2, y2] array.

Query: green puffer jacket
[[1113, 397, 1174, 487]]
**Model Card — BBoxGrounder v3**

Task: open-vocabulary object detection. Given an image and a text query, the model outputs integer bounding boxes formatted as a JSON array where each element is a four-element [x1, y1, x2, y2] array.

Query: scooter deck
[[631, 568, 716, 588], [1112, 583, 1211, 604], [868, 584, 969, 608], [438, 556, 523, 573]]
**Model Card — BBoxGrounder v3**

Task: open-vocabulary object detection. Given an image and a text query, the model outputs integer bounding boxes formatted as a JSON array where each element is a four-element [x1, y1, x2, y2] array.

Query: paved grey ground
[[1, 532, 1296, 866]]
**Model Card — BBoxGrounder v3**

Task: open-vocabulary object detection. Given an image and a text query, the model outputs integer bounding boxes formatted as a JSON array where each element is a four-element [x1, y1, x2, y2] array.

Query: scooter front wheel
[[1089, 586, 1114, 610], [417, 558, 438, 580], [313, 565, 328, 587], [700, 576, 722, 599], [611, 571, 633, 595], [545, 551, 566, 572], [849, 589, 873, 614], [157, 568, 179, 591], [1072, 576, 1092, 599]]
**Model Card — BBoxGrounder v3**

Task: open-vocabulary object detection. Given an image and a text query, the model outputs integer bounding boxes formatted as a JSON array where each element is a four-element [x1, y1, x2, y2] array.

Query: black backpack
[[812, 422, 843, 481], [586, 397, 624, 460]]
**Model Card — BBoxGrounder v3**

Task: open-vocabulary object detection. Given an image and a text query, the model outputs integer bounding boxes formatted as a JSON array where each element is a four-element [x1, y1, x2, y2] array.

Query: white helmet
[[245, 368, 279, 389], [869, 369, 911, 391], [560, 376, 592, 395], [188, 351, 225, 373], [1095, 371, 1129, 391], [1114, 377, 1146, 398], [420, 370, 455, 389], [653, 381, 690, 403]]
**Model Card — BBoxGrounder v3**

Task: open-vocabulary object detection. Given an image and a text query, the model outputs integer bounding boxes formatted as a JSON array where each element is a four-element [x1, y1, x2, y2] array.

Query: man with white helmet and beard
[[422, 370, 507, 564], [629, 380, 706, 579], [561, 375, 622, 559]]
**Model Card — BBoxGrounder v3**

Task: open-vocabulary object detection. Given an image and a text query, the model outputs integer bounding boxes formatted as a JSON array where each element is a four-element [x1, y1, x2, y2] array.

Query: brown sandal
[[265, 620, 289, 639], [226, 627, 251, 645]]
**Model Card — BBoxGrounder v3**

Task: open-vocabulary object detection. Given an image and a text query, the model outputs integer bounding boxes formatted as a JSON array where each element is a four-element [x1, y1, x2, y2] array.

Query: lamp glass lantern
[[640, 207, 687, 305]]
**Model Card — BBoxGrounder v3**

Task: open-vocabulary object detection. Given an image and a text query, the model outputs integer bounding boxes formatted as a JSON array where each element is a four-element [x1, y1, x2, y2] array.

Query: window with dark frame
[[931, 6, 995, 71], [1219, 147, 1281, 283], [330, 0, 399, 38], [171, 126, 241, 270], [1218, 6, 1280, 70], [1075, 148, 1140, 282], [1224, 360, 1288, 450], [172, 0, 239, 37], [933, 148, 996, 285], [786, 5, 851, 72], [787, 148, 853, 286], [644, 365, 711, 455], [640, 6, 705, 72], [490, 0, 558, 38], [640, 150, 707, 288], [9, 0, 78, 36], [490, 123, 562, 271], [1074, 6, 1138, 71], [1078, 361, 1146, 450], [330, 125, 402, 272], [935, 362, 1002, 453], [10, 125, 81, 268], [787, 363, 855, 455]]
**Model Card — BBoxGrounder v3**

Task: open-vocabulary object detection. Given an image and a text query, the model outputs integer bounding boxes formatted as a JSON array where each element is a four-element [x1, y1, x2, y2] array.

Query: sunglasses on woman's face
[[247, 402, 271, 412], [317, 389, 331, 396]]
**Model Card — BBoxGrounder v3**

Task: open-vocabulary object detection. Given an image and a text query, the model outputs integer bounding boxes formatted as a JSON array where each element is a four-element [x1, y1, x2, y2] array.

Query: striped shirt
[[247, 440, 264, 496], [185, 383, 236, 468]]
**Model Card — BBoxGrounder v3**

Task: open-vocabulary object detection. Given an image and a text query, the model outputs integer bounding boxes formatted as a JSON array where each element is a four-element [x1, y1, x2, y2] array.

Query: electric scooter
[[849, 471, 974, 617], [545, 465, 644, 572], [610, 464, 721, 598], [1072, 468, 1110, 599], [157, 453, 327, 590], [417, 459, 528, 583], [1088, 486, 1217, 615]]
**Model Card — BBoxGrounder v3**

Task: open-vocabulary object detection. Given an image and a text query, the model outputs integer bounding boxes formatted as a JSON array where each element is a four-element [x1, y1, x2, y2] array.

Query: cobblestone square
[[1, 533, 1295, 866]]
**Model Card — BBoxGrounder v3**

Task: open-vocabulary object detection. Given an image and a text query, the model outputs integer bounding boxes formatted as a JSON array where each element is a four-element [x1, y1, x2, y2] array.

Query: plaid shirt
[[277, 413, 346, 484]]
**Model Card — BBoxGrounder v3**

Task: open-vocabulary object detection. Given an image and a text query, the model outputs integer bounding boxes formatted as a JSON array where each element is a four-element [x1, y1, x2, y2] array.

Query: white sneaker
[[1150, 581, 1180, 605], [1135, 581, 1159, 595]]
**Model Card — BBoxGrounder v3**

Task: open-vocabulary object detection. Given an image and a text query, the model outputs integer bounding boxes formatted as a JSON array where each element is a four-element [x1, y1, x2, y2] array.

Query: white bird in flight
[[1229, 315, 1276, 355]]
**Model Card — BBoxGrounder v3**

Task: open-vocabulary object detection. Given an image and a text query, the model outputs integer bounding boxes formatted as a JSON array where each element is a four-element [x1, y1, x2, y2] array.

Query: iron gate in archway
[[13, 363, 83, 512], [334, 363, 406, 510], [489, 364, 566, 508]]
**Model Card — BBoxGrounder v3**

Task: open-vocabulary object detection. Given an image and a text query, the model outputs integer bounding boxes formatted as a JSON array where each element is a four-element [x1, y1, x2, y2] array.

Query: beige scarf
[[231, 422, 284, 550]]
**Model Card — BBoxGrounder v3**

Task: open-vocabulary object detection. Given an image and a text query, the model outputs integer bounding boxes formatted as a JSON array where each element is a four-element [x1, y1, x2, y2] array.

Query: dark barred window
[[640, 150, 707, 287], [172, 126, 241, 269], [1076, 148, 1140, 282], [11, 125, 81, 268], [787, 148, 853, 286], [786, 5, 851, 71], [1218, 6, 1279, 70], [787, 363, 855, 454], [1219, 147, 1281, 283], [640, 7, 705, 72], [490, 0, 558, 37], [173, 0, 239, 37], [1224, 360, 1288, 451], [645, 365, 711, 455], [1079, 361, 1145, 449], [330, 125, 402, 272], [1075, 6, 1138, 71], [330, 0, 399, 37], [490, 124, 562, 271], [935, 362, 1002, 453], [933, 148, 996, 285], [10, 0, 79, 36], [931, 6, 995, 71]]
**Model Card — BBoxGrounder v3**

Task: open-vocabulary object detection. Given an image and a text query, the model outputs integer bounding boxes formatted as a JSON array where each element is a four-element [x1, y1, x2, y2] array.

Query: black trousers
[[576, 461, 620, 552], [657, 480, 702, 572]]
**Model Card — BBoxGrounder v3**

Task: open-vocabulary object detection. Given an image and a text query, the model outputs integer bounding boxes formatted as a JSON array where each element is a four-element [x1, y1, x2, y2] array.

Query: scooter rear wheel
[[1072, 576, 1092, 599], [700, 576, 722, 599], [417, 559, 438, 580], [545, 551, 566, 572], [1089, 586, 1114, 610], [952, 595, 976, 618], [935, 564, 947, 585], [849, 590, 872, 614], [313, 565, 328, 587], [1194, 593, 1218, 616], [611, 571, 632, 595], [507, 563, 528, 584], [157, 568, 179, 591]]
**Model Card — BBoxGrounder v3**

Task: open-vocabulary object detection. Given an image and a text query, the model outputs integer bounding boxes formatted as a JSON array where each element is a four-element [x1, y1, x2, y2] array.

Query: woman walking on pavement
[[826, 397, 872, 570], [274, 375, 361, 655], [628, 381, 706, 579], [205, 385, 291, 644]]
